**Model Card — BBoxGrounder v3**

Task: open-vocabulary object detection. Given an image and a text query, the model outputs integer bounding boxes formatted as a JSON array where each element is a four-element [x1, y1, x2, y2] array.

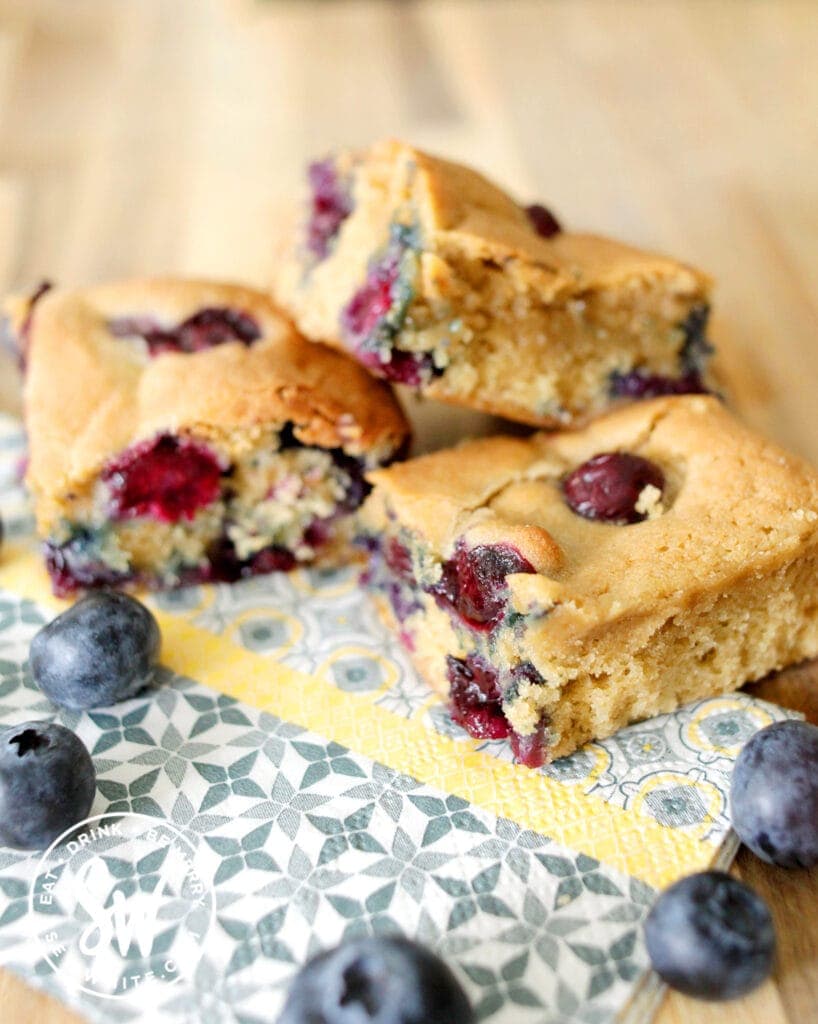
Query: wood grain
[[0, 1, 816, 1022]]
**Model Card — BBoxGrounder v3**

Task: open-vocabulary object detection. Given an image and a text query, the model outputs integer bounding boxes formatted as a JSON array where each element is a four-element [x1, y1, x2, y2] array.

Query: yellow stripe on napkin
[[0, 545, 716, 889]]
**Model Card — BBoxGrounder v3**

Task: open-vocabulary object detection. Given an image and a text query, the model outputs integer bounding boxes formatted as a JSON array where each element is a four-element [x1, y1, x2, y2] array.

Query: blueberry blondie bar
[[273, 140, 713, 427], [7, 278, 409, 594], [359, 396, 818, 766]]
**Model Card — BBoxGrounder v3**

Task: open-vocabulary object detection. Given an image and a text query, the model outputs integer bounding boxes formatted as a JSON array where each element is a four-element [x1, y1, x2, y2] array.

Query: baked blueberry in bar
[[273, 139, 714, 427], [5, 278, 409, 595], [359, 395, 818, 767]]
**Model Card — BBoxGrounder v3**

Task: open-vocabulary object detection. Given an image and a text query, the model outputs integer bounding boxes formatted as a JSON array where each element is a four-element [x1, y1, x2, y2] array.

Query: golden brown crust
[[404, 140, 710, 294], [272, 140, 713, 428], [18, 277, 409, 518], [362, 395, 818, 623], [353, 142, 711, 294]]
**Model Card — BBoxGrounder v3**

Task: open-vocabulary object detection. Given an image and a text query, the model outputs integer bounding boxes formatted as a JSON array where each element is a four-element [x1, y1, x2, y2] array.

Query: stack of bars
[[8, 139, 818, 768]]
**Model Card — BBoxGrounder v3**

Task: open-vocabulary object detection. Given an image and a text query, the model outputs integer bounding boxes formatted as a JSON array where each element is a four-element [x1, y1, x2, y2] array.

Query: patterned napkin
[[0, 416, 795, 1023]]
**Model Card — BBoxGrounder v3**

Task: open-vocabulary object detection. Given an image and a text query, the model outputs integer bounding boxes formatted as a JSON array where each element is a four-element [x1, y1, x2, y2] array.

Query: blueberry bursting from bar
[[44, 424, 372, 596], [108, 306, 261, 356], [341, 223, 440, 386], [610, 304, 714, 399], [364, 530, 552, 768], [305, 158, 353, 261]]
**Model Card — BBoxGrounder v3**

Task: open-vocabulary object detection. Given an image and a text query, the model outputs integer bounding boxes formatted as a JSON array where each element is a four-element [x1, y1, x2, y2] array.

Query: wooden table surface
[[0, 1, 816, 1021]]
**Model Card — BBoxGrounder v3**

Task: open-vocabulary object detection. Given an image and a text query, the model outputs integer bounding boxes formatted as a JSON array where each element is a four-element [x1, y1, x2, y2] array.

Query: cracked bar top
[[362, 395, 818, 638]]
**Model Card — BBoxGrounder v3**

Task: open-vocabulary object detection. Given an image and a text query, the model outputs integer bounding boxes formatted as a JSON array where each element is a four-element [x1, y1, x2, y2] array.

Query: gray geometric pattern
[[0, 592, 653, 1023]]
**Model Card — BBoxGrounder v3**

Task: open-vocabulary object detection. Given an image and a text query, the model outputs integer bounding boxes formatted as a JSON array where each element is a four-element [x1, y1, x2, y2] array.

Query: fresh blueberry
[[730, 720, 818, 868], [277, 935, 474, 1024], [0, 721, 96, 849], [645, 871, 775, 1000], [30, 591, 161, 710]]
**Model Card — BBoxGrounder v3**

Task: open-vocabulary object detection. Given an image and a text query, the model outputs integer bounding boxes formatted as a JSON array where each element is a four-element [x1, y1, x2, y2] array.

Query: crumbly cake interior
[[273, 140, 713, 426], [45, 426, 368, 595], [359, 396, 818, 765]]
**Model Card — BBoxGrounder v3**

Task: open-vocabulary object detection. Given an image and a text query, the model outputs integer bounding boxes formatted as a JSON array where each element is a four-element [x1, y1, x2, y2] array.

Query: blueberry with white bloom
[[30, 591, 161, 710], [645, 871, 775, 1000], [730, 720, 818, 868]]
